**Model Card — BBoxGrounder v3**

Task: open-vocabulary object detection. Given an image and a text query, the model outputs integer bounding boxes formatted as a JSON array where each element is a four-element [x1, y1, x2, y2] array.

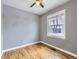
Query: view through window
[[47, 9, 65, 39]]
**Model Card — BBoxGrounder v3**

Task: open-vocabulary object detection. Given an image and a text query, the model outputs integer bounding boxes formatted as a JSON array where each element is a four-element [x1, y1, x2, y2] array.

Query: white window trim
[[47, 9, 66, 39]]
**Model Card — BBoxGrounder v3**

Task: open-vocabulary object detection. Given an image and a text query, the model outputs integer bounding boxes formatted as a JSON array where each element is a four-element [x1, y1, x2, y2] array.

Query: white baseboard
[[40, 41, 77, 58], [2, 41, 40, 54], [2, 41, 77, 58]]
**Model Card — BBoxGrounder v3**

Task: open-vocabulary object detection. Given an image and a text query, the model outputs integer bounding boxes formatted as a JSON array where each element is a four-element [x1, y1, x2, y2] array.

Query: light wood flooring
[[2, 43, 76, 59]]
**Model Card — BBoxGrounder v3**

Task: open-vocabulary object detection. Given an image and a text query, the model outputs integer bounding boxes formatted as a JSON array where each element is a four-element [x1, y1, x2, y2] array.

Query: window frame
[[47, 9, 66, 39]]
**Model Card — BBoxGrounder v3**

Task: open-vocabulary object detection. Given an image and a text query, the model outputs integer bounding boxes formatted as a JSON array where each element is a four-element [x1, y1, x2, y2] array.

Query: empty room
[[1, 0, 77, 59]]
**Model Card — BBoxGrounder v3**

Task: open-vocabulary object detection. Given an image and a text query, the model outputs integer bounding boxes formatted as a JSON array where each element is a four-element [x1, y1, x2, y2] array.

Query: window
[[47, 9, 65, 39]]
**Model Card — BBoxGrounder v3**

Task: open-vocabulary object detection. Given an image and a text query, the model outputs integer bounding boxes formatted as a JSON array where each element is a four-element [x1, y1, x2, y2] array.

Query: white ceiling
[[2, 0, 70, 15]]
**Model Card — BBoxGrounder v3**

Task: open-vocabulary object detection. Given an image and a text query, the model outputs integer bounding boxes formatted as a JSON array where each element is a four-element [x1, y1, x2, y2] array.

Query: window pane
[[47, 9, 65, 39]]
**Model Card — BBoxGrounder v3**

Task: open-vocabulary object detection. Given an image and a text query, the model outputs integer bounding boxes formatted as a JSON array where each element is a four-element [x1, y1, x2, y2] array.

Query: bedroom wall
[[40, 0, 77, 54], [2, 5, 40, 50]]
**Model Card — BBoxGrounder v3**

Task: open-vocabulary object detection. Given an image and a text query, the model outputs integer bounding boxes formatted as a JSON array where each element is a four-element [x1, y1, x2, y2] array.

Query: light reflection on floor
[[48, 55, 61, 59]]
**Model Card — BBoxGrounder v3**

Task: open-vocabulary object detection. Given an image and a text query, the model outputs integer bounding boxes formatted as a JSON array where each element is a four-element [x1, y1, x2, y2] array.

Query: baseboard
[[40, 41, 77, 58], [2, 41, 77, 58], [2, 41, 40, 54]]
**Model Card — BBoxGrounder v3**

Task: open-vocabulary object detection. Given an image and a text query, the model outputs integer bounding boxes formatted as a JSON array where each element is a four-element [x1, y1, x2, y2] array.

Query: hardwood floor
[[2, 43, 76, 59]]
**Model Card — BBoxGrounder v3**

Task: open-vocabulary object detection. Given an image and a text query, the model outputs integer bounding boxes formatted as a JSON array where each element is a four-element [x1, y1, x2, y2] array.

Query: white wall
[[2, 5, 40, 50]]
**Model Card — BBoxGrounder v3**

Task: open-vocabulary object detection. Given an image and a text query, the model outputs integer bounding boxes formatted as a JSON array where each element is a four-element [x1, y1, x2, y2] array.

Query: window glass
[[47, 9, 65, 39]]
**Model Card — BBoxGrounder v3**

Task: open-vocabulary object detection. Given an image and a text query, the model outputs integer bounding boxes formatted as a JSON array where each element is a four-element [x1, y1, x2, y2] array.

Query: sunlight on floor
[[48, 55, 61, 59]]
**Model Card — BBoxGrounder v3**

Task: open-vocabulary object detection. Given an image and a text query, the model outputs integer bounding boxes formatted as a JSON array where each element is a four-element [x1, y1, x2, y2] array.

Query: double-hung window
[[47, 9, 65, 39]]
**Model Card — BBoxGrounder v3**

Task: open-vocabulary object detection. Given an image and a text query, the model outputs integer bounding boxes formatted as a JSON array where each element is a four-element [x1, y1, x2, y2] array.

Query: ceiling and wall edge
[[2, 0, 70, 15]]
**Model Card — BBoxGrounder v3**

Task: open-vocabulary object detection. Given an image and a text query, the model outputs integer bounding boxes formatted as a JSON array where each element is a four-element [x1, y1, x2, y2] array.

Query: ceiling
[[2, 0, 70, 15]]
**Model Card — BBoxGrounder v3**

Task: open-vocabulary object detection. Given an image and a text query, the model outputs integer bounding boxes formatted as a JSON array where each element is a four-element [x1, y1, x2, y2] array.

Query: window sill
[[47, 34, 65, 40]]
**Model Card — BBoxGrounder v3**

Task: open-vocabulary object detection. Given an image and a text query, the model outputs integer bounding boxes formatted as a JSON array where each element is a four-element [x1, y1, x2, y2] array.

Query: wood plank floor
[[2, 43, 76, 59]]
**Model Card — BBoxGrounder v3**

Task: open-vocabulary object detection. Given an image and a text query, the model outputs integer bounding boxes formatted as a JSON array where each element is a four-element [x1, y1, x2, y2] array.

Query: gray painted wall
[[2, 0, 77, 55], [2, 5, 40, 50], [40, 0, 77, 54]]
